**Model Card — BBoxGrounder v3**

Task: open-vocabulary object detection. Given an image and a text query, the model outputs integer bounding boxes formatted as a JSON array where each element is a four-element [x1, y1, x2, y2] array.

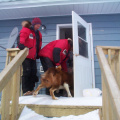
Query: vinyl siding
[[0, 14, 120, 100]]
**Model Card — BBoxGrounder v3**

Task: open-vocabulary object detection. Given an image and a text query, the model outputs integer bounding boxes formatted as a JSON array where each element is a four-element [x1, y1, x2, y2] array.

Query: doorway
[[56, 24, 72, 40], [56, 25, 73, 72]]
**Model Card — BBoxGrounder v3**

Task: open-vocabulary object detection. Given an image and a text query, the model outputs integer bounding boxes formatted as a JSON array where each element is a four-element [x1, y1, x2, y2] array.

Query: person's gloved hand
[[55, 65, 62, 71]]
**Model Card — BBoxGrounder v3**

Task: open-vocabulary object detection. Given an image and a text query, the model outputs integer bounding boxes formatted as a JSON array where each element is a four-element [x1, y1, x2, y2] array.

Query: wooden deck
[[17, 95, 102, 117], [0, 95, 102, 118]]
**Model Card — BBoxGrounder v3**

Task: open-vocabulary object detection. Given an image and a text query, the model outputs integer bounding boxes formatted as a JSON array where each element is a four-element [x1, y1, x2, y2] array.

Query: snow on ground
[[19, 106, 100, 120], [19, 94, 102, 106]]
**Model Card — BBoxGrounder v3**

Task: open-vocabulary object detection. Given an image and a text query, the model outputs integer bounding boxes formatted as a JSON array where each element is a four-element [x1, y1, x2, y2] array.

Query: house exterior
[[0, 0, 120, 99]]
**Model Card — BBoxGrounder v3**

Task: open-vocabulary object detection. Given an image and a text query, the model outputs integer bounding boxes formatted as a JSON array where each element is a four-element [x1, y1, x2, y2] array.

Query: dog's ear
[[56, 65, 62, 72]]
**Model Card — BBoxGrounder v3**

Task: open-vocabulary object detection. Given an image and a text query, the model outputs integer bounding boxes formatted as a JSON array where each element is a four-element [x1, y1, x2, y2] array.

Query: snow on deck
[[19, 94, 102, 106]]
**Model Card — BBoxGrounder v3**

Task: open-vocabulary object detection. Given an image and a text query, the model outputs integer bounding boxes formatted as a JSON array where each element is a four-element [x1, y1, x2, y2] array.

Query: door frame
[[56, 24, 72, 40], [56, 23, 95, 88], [89, 23, 95, 88]]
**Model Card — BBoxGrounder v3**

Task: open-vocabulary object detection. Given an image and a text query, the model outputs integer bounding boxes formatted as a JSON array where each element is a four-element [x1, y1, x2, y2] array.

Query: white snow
[[19, 106, 100, 120], [19, 94, 102, 106]]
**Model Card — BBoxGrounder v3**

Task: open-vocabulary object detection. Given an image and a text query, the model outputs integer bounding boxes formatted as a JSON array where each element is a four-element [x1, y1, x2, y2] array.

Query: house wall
[[0, 14, 120, 100]]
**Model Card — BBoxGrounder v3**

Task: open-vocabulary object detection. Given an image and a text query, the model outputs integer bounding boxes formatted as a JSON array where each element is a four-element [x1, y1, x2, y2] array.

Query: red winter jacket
[[18, 27, 42, 60], [39, 39, 70, 72]]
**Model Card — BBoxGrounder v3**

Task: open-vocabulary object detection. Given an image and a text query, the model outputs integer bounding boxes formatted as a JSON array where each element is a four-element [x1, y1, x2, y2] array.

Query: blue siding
[[0, 14, 120, 99]]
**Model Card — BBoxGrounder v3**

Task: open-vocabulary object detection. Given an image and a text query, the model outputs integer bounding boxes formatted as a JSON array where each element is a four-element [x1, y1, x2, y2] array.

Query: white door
[[72, 11, 94, 97]]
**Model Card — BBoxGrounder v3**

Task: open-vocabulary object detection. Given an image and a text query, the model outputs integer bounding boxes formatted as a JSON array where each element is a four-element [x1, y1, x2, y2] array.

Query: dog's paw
[[52, 97, 59, 100], [33, 91, 38, 97], [68, 94, 72, 97]]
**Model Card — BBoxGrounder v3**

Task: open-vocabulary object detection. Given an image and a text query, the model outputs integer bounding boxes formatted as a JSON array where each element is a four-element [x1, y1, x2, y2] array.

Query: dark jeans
[[40, 57, 54, 72], [22, 58, 38, 93]]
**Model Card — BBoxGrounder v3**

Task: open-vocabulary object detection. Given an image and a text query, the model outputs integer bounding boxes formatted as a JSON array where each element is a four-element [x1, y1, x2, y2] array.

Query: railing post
[[108, 49, 111, 68], [96, 46, 120, 120], [1, 49, 20, 120], [1, 79, 12, 120], [11, 66, 20, 120], [116, 50, 120, 89], [101, 73, 105, 120]]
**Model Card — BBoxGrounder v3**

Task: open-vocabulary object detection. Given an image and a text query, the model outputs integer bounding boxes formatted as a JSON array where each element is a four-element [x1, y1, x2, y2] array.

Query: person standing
[[18, 18, 42, 95]]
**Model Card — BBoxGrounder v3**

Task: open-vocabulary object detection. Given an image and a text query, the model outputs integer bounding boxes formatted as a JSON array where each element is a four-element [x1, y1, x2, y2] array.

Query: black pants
[[22, 58, 38, 93], [40, 57, 54, 72]]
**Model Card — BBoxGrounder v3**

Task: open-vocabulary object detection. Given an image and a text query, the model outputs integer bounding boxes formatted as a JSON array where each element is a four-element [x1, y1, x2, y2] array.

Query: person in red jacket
[[38, 38, 73, 95], [18, 18, 42, 95]]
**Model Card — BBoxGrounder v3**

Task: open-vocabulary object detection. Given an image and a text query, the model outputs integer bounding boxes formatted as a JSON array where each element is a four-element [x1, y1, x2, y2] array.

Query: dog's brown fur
[[33, 66, 73, 100]]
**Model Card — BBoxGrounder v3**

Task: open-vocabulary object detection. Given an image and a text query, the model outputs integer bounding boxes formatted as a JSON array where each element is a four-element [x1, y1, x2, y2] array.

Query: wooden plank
[[98, 46, 120, 50], [111, 54, 115, 78], [0, 48, 28, 93], [6, 48, 20, 52], [5, 52, 9, 67], [106, 88, 120, 120], [9, 51, 19, 57], [11, 67, 20, 120], [108, 49, 111, 68], [18, 104, 102, 117], [20, 65, 23, 96], [99, 107, 103, 120], [1, 52, 13, 120], [103, 49, 117, 55], [1, 80, 12, 120], [116, 50, 120, 89], [102, 75, 107, 120], [108, 96, 113, 120], [9, 55, 15, 101]]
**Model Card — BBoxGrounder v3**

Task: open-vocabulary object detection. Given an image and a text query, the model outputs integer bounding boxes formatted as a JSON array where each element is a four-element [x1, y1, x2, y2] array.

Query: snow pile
[[19, 94, 102, 106], [83, 88, 102, 97], [19, 106, 100, 120]]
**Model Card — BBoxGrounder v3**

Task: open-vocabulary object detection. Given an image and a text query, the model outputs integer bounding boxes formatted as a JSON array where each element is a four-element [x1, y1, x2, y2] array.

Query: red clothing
[[19, 27, 42, 60], [39, 39, 70, 72]]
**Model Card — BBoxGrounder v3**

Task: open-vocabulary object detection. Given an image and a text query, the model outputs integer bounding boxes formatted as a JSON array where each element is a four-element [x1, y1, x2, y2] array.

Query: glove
[[56, 65, 62, 71]]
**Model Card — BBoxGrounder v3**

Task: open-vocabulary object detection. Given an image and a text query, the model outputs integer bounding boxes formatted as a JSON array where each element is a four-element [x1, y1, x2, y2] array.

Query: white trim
[[89, 23, 95, 88]]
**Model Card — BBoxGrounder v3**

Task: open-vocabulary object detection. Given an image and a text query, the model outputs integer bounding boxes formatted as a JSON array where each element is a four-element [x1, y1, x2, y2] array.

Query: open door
[[72, 11, 94, 97]]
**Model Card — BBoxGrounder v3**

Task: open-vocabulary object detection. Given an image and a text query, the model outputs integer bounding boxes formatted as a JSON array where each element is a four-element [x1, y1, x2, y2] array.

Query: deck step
[[18, 95, 102, 117], [19, 104, 102, 117]]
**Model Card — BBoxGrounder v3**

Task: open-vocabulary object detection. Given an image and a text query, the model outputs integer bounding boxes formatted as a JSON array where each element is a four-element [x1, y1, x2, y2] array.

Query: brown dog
[[33, 66, 73, 100]]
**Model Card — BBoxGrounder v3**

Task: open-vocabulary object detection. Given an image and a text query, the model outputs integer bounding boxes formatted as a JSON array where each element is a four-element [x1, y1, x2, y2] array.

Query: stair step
[[19, 106, 100, 120], [18, 95, 102, 117], [19, 104, 102, 117]]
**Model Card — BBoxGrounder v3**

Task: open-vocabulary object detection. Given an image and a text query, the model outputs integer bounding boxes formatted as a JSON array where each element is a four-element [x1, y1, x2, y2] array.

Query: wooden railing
[[0, 48, 28, 120], [96, 46, 120, 120]]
